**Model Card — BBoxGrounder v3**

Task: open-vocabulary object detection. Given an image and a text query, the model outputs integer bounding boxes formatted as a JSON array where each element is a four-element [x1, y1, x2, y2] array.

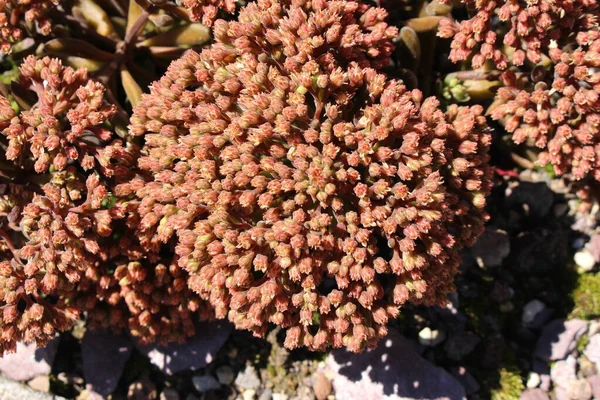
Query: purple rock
[[326, 328, 466, 400], [451, 366, 480, 395], [586, 235, 600, 262], [0, 338, 60, 381], [534, 319, 587, 361], [136, 320, 231, 375], [520, 389, 550, 400], [551, 356, 577, 389], [584, 334, 600, 363], [82, 330, 133, 397], [554, 387, 569, 400], [588, 375, 600, 399]]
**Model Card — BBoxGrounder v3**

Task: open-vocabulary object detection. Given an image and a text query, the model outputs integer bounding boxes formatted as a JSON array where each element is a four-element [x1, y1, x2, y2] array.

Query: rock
[[27, 376, 50, 393], [216, 365, 235, 385], [82, 330, 133, 397], [588, 321, 600, 337], [258, 388, 273, 400], [551, 356, 577, 389], [588, 375, 600, 399], [326, 328, 466, 399], [566, 379, 592, 400], [526, 372, 541, 389], [192, 375, 220, 393], [0, 338, 59, 381], [418, 328, 446, 347], [555, 387, 569, 400], [522, 300, 547, 325], [520, 389, 550, 400], [586, 235, 600, 262], [137, 320, 231, 374], [313, 371, 332, 400], [444, 332, 481, 361], [243, 389, 257, 400], [0, 375, 54, 399], [534, 319, 588, 361], [235, 365, 261, 390], [575, 250, 596, 272], [506, 181, 554, 218], [272, 393, 289, 400], [584, 334, 600, 363], [470, 227, 510, 268], [127, 376, 158, 400], [579, 356, 597, 378], [450, 366, 480, 395], [160, 388, 180, 400], [532, 360, 551, 391]]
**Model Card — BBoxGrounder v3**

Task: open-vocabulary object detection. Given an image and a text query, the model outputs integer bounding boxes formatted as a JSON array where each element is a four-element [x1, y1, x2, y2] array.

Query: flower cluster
[[182, 0, 238, 26], [0, 56, 136, 354], [131, 0, 492, 351], [438, 0, 599, 69], [491, 31, 600, 180], [0, 0, 58, 52]]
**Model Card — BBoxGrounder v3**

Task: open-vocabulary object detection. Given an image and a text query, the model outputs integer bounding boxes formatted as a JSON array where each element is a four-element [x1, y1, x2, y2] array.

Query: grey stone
[[522, 300, 547, 325], [520, 389, 550, 400], [551, 356, 577, 389], [0, 338, 59, 381], [326, 328, 466, 399], [450, 366, 480, 395], [444, 332, 481, 361], [534, 319, 587, 361], [583, 334, 600, 363], [216, 365, 235, 385], [470, 227, 510, 268], [160, 388, 180, 400], [0, 375, 53, 400], [588, 375, 600, 399], [236, 365, 261, 390], [137, 320, 232, 374], [566, 379, 592, 400], [259, 388, 273, 400], [192, 375, 220, 393], [82, 330, 133, 397]]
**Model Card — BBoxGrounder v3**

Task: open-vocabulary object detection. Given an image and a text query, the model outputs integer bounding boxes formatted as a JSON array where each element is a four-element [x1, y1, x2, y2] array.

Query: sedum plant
[[129, 0, 492, 352]]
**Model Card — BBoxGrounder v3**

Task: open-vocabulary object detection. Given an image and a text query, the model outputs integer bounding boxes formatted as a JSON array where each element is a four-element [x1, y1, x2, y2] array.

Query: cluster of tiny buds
[[438, 0, 599, 69], [130, 0, 492, 350]]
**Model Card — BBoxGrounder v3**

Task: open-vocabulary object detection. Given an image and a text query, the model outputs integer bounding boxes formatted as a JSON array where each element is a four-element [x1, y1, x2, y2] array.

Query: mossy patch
[[571, 272, 600, 320], [490, 368, 524, 400]]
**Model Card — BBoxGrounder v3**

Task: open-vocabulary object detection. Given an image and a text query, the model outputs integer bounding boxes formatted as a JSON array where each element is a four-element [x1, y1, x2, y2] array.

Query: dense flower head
[[492, 30, 600, 180], [0, 57, 140, 354], [211, 0, 398, 71], [130, 0, 492, 352], [438, 0, 599, 69], [0, 0, 58, 52], [81, 253, 213, 345], [2, 56, 121, 175]]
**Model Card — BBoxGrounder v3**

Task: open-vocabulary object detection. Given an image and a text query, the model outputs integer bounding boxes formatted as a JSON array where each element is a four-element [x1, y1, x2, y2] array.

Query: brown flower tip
[[131, 0, 492, 352]]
